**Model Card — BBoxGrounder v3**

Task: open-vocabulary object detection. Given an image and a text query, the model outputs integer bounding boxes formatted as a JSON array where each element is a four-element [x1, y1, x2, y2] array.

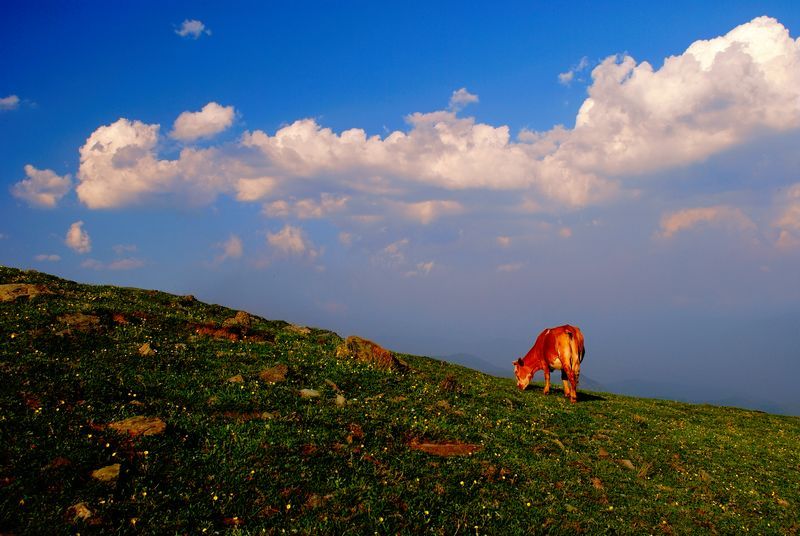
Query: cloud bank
[[17, 16, 800, 262]]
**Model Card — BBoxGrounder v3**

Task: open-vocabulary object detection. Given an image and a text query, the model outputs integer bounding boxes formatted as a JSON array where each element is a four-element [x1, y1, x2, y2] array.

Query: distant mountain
[[603, 378, 797, 416]]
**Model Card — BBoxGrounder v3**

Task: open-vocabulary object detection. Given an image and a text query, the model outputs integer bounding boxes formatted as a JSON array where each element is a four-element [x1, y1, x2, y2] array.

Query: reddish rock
[[259, 364, 288, 383], [107, 416, 166, 437], [335, 336, 408, 371]]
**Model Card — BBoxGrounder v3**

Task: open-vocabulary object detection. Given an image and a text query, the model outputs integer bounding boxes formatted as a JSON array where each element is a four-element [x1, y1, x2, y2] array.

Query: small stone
[[618, 459, 635, 470], [138, 342, 155, 356], [335, 335, 408, 371], [227, 374, 244, 383], [324, 378, 341, 392], [335, 394, 346, 407], [91, 463, 120, 482], [299, 389, 321, 399], [68, 502, 93, 522], [222, 311, 252, 330], [58, 312, 101, 332]]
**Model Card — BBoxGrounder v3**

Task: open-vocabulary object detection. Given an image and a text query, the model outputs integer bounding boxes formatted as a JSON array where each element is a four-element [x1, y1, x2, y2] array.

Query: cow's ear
[[515, 358, 524, 365]]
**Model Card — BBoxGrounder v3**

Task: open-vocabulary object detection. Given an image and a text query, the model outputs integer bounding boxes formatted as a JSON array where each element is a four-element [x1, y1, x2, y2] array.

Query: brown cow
[[513, 325, 585, 403]]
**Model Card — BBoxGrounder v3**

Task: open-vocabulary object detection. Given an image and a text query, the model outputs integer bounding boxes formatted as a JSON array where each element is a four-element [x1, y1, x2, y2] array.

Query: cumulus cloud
[[34, 254, 60, 262], [214, 234, 243, 262], [176, 19, 210, 39], [171, 102, 235, 142], [449, 88, 479, 110], [267, 224, 319, 259], [0, 95, 20, 111], [11, 165, 72, 208], [656, 206, 756, 239], [558, 56, 589, 85], [65, 221, 91, 253], [559, 16, 800, 178], [75, 118, 227, 208]]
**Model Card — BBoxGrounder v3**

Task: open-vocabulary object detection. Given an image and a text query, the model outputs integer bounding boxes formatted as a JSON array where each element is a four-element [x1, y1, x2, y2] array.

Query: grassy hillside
[[1, 266, 798, 535]]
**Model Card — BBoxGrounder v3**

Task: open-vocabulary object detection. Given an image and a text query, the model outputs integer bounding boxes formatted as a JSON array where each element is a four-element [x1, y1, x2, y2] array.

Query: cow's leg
[[543, 367, 550, 395], [565, 367, 578, 403], [561, 369, 571, 399]]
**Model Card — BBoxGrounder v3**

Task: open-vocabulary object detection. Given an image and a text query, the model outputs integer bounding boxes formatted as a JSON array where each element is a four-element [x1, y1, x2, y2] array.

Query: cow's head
[[513, 358, 533, 390]]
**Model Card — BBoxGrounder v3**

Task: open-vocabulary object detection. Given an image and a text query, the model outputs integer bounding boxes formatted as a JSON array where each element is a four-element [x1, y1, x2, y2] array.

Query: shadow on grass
[[523, 383, 607, 402]]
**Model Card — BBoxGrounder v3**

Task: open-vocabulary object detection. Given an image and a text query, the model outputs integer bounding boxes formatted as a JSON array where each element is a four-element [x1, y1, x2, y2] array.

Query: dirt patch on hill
[[409, 439, 482, 457]]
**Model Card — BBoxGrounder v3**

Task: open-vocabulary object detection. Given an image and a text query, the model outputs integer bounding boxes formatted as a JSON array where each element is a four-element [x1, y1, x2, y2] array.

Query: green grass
[[1, 265, 798, 534]]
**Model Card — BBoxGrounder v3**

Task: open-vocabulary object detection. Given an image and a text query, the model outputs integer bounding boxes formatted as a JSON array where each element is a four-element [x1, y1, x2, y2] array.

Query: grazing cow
[[513, 325, 585, 403]]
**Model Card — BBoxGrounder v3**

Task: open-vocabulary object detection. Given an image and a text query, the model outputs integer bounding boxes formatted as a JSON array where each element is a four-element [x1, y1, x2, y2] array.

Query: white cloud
[[75, 118, 229, 208], [65, 221, 91, 254], [558, 16, 800, 179], [176, 19, 210, 39], [0, 95, 20, 111], [82, 258, 145, 270], [267, 224, 319, 259], [656, 206, 756, 239], [558, 56, 589, 86], [215, 234, 243, 262], [11, 165, 72, 208], [449, 88, 479, 110], [496, 236, 511, 248], [171, 102, 235, 142], [34, 254, 61, 262]]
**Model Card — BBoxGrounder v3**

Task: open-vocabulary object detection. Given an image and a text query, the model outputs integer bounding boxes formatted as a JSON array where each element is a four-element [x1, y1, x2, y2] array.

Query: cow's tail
[[565, 326, 585, 364]]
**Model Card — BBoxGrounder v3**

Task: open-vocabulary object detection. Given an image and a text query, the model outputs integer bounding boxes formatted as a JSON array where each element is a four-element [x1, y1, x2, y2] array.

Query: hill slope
[[1, 266, 798, 534]]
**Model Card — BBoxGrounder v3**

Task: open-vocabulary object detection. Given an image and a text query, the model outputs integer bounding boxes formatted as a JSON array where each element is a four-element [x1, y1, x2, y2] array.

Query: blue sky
[[3, 1, 800, 413]]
